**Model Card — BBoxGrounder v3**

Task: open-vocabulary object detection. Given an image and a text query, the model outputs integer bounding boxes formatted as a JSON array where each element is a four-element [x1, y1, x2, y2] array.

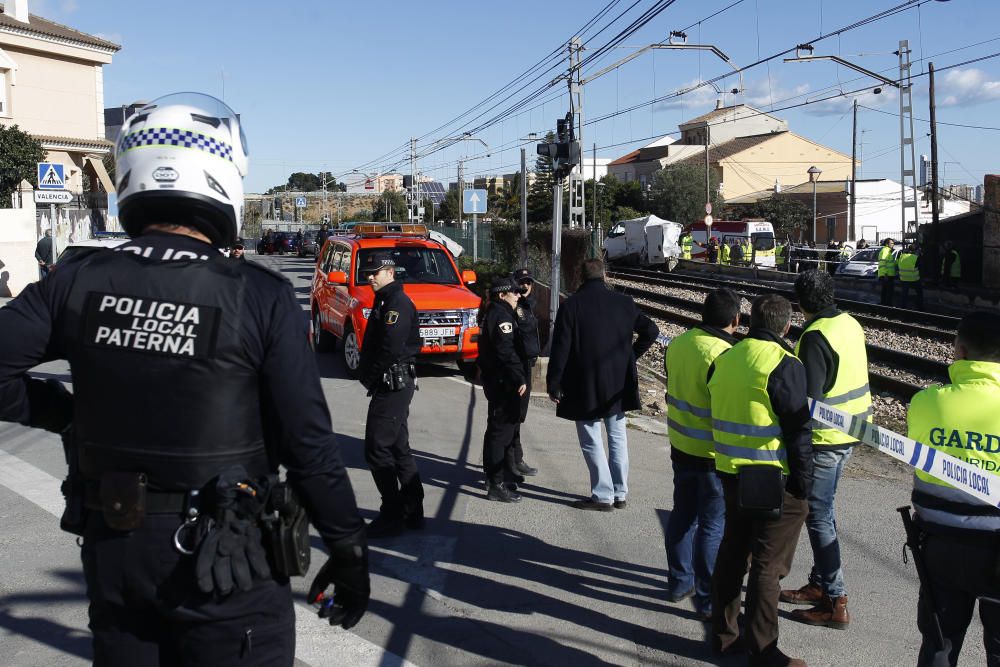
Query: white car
[[835, 247, 900, 279], [55, 234, 130, 265]]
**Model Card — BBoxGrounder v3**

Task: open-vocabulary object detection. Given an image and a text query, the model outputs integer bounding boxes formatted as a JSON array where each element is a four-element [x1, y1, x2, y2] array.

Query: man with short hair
[[35, 229, 53, 278], [906, 311, 1000, 666], [709, 294, 814, 666], [547, 258, 658, 511], [664, 288, 740, 620], [878, 238, 897, 306], [510, 267, 540, 477], [780, 270, 871, 630], [358, 250, 424, 537], [897, 243, 923, 310]]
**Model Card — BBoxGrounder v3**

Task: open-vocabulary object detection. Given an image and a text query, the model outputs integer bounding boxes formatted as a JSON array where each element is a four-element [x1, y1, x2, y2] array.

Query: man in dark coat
[[547, 258, 659, 511]]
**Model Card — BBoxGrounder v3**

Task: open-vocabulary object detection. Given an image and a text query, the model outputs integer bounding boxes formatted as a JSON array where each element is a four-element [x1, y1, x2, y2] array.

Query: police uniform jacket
[[547, 279, 659, 421], [477, 299, 527, 402], [0, 232, 364, 544], [358, 279, 421, 391], [515, 293, 540, 364]]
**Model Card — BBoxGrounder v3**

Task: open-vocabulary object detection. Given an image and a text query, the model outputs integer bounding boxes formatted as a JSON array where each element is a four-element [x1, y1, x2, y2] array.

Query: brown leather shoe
[[790, 595, 850, 630], [779, 582, 823, 605]]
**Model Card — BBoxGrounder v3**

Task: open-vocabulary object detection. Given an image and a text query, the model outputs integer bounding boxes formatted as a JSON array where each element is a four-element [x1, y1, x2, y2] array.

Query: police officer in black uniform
[[0, 93, 369, 666], [478, 275, 531, 502], [358, 250, 425, 538], [510, 268, 540, 478]]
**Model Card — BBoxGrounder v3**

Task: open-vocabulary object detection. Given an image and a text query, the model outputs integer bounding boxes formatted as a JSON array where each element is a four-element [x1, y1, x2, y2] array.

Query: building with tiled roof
[[0, 0, 119, 194], [606, 102, 853, 201]]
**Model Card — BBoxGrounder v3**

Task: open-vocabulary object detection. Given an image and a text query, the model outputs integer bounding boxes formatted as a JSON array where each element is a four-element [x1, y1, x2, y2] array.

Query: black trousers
[[364, 382, 424, 519], [711, 475, 808, 663], [880, 276, 896, 306], [82, 513, 294, 667], [483, 383, 529, 486], [900, 280, 924, 310], [510, 374, 533, 465], [917, 532, 1000, 667]]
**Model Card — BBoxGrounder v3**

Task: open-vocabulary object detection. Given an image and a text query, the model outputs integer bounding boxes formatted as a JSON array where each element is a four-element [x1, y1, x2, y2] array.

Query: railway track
[[610, 267, 960, 341], [627, 291, 933, 401]]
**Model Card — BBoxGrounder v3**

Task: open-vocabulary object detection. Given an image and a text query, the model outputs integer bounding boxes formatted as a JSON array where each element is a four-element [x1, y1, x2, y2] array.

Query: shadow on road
[[0, 569, 91, 661]]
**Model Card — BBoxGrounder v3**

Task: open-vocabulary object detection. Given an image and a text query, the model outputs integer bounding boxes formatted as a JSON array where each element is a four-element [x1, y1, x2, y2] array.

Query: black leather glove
[[194, 467, 271, 596], [25, 378, 73, 433], [308, 528, 370, 630]]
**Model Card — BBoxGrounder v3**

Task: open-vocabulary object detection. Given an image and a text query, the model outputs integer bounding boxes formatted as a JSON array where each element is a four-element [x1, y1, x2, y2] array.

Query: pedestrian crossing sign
[[37, 162, 65, 190]]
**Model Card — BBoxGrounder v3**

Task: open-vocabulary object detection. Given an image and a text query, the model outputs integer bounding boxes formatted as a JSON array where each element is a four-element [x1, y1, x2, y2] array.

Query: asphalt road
[[0, 253, 987, 666]]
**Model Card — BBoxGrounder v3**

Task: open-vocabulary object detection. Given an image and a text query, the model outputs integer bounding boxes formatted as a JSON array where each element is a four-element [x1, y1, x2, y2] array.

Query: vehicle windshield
[[850, 248, 880, 262], [356, 247, 460, 285], [751, 233, 775, 250]]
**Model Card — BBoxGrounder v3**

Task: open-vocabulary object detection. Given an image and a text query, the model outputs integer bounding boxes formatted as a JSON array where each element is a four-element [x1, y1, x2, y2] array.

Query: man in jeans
[[780, 270, 871, 629], [664, 288, 740, 620], [547, 258, 658, 511]]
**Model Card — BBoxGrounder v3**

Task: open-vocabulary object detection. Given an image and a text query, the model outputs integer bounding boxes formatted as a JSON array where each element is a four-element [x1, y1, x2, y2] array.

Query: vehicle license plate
[[421, 327, 456, 338]]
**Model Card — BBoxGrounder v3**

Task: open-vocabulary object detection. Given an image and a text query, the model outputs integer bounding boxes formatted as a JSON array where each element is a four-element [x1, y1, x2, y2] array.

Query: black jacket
[[477, 299, 528, 401], [0, 232, 363, 544], [547, 279, 659, 421], [712, 327, 814, 499], [515, 293, 540, 362], [35, 236, 53, 265], [358, 279, 421, 391]]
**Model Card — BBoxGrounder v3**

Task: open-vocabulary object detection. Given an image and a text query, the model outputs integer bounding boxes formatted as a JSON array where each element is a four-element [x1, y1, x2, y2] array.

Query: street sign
[[34, 190, 72, 204], [704, 214, 713, 227], [463, 189, 487, 215], [364, 179, 374, 190], [705, 202, 712, 215], [37, 162, 65, 190], [295, 196, 307, 208]]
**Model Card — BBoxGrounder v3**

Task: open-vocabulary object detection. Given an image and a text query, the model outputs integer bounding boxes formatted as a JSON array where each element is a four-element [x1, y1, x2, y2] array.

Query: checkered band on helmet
[[118, 127, 234, 162]]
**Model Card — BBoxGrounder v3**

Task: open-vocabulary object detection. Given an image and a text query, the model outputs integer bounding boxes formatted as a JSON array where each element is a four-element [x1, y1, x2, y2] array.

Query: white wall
[[0, 183, 38, 296], [855, 179, 970, 241]]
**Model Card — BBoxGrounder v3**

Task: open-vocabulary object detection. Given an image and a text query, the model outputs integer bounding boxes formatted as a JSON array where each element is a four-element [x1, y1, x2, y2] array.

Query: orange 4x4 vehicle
[[310, 224, 481, 376]]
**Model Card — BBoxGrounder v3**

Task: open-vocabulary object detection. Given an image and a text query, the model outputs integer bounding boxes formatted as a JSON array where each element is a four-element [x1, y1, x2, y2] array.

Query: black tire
[[342, 323, 361, 378], [312, 310, 335, 353]]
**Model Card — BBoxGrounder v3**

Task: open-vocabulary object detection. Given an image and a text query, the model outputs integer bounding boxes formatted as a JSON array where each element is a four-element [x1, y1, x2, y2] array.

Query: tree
[[0, 124, 45, 207], [648, 164, 723, 226], [740, 194, 812, 239], [373, 189, 407, 222], [527, 131, 556, 223], [437, 188, 461, 222], [265, 171, 345, 194], [491, 171, 523, 221]]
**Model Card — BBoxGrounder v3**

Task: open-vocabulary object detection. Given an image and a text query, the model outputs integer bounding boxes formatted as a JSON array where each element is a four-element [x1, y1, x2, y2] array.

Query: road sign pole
[[50, 203, 57, 263], [473, 213, 478, 262], [549, 175, 563, 344]]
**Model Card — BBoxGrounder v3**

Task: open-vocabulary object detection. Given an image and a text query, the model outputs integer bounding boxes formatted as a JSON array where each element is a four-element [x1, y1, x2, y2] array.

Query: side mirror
[[327, 270, 348, 284], [461, 270, 477, 284]]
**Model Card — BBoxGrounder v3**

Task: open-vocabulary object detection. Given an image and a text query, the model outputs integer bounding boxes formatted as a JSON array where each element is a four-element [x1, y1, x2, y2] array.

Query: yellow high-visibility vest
[[709, 338, 794, 475], [794, 313, 872, 446], [877, 246, 897, 277], [897, 253, 920, 282], [666, 327, 733, 459]]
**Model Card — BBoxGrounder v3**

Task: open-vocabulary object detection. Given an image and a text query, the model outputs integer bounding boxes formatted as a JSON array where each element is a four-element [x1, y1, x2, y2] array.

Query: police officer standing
[[510, 267, 540, 478], [878, 237, 897, 306], [897, 243, 924, 310], [478, 275, 530, 502], [358, 250, 425, 538], [905, 311, 1000, 666], [0, 93, 369, 665]]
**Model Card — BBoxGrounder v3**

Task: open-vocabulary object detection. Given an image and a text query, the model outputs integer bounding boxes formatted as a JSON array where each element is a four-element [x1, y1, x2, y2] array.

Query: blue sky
[[39, 0, 1000, 194]]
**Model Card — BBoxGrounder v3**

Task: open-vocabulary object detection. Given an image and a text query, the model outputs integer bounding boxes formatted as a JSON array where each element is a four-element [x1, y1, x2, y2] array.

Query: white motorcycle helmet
[[115, 92, 248, 247]]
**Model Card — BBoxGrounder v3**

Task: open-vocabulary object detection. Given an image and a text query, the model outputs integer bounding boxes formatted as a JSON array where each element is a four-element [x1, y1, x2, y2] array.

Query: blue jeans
[[806, 447, 852, 597], [575, 413, 628, 503], [665, 462, 724, 607]]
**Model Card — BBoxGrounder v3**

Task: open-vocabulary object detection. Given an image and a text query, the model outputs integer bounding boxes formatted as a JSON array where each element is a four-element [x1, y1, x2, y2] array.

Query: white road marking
[[0, 447, 416, 667]]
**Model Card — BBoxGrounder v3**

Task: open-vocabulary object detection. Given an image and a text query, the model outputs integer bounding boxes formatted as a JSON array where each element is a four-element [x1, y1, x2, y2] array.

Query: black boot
[[366, 513, 404, 538], [486, 483, 522, 503], [516, 461, 538, 476]]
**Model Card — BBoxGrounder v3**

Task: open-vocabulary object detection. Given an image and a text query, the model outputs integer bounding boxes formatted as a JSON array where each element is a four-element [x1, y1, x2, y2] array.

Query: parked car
[[835, 247, 900, 279], [311, 223, 480, 376], [259, 231, 300, 255], [298, 231, 320, 258]]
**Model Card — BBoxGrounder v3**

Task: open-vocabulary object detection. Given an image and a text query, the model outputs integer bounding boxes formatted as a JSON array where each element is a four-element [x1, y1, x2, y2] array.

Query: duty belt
[[83, 482, 190, 515]]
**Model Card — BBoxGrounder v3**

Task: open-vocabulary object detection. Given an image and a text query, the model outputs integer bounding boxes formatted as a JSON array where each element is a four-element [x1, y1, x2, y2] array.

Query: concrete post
[[983, 175, 1000, 291]]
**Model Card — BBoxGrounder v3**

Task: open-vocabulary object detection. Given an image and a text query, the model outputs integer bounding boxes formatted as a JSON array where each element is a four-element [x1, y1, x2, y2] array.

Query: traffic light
[[402, 175, 413, 189], [537, 114, 580, 179]]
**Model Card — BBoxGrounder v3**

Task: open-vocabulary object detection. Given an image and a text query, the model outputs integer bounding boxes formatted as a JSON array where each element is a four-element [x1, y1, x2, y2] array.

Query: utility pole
[[928, 61, 941, 274], [520, 147, 528, 266], [567, 38, 586, 230], [850, 99, 858, 243], [704, 123, 711, 210], [592, 143, 598, 232], [410, 137, 417, 223], [549, 172, 563, 341], [897, 40, 920, 241]]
